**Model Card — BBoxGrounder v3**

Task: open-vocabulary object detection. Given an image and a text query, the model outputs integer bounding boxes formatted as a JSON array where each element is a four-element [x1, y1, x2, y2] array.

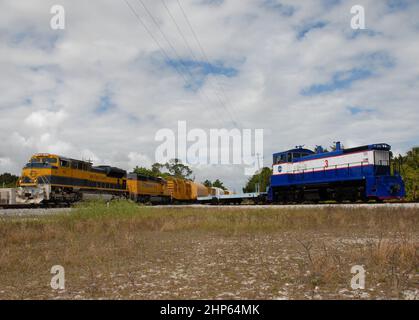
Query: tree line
[[133, 158, 193, 180], [393, 147, 418, 200], [134, 159, 227, 190], [0, 173, 19, 188]]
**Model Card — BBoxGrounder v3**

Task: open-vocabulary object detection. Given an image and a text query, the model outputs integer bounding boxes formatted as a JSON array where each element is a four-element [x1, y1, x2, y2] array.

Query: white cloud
[[128, 151, 153, 169], [24, 109, 67, 128], [0, 157, 13, 173]]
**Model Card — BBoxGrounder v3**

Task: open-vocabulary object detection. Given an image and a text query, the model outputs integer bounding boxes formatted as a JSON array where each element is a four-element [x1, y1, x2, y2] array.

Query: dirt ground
[[0, 202, 417, 299]]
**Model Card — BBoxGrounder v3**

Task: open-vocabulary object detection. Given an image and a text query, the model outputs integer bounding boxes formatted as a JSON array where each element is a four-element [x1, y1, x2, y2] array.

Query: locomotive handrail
[[38, 175, 50, 185], [290, 160, 369, 175]]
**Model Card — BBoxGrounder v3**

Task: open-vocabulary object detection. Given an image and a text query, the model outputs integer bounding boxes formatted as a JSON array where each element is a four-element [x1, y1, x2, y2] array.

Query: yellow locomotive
[[18, 153, 127, 204], [127, 173, 170, 203]]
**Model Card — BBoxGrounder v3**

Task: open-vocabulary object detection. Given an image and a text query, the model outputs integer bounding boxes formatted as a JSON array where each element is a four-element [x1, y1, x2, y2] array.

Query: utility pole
[[256, 153, 261, 193]]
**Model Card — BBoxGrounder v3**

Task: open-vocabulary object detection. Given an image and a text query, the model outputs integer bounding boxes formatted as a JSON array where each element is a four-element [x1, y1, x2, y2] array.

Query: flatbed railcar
[[198, 192, 267, 205], [268, 142, 405, 203]]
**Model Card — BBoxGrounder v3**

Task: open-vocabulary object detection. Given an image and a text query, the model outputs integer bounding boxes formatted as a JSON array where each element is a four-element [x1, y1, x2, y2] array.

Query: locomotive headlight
[[391, 184, 400, 194]]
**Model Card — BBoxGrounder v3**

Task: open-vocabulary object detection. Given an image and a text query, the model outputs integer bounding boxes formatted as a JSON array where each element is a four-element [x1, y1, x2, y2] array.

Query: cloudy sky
[[0, 0, 418, 191]]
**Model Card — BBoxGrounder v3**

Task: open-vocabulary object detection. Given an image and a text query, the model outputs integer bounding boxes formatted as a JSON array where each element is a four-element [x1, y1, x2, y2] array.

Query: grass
[[0, 200, 417, 299]]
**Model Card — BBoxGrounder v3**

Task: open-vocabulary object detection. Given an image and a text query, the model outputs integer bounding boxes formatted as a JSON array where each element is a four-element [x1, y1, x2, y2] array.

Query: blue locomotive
[[268, 142, 405, 203]]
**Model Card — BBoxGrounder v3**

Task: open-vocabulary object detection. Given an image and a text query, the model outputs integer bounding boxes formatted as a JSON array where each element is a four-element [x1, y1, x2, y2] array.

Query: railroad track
[[151, 202, 419, 209], [0, 200, 417, 210], [0, 203, 71, 210], [0, 202, 417, 217]]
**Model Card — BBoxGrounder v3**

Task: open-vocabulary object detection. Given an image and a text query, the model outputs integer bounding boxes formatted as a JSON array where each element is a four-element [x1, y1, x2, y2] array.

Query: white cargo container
[[0, 188, 16, 205]]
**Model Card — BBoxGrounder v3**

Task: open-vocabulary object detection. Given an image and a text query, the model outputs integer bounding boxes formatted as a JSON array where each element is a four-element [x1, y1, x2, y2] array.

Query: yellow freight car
[[166, 177, 209, 201]]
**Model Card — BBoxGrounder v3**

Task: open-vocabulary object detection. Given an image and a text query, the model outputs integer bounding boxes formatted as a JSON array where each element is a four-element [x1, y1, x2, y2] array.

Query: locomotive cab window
[[60, 159, 69, 167], [374, 150, 390, 166], [40, 158, 57, 164], [273, 153, 288, 164]]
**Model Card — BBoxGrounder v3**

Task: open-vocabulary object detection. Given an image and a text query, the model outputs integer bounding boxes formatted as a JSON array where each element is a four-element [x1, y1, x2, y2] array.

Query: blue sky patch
[[23, 97, 32, 105], [297, 21, 327, 40], [199, 0, 224, 6], [358, 51, 396, 69], [261, 0, 295, 17], [322, 0, 342, 7], [346, 29, 382, 39], [10, 31, 59, 53], [347, 106, 375, 115], [96, 92, 115, 114], [301, 68, 372, 95], [166, 59, 238, 91], [11, 32, 28, 44], [301, 51, 394, 96], [387, 0, 409, 12]]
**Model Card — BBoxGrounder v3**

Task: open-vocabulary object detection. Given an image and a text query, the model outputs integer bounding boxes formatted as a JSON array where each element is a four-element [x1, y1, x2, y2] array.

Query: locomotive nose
[[21, 175, 35, 184], [390, 184, 401, 195]]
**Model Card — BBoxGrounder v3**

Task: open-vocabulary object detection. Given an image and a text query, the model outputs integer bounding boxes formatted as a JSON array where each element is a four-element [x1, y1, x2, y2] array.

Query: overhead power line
[[138, 0, 238, 127], [160, 0, 199, 62], [160, 0, 238, 127], [123, 0, 189, 85], [174, 0, 241, 128], [124, 0, 231, 128], [133, 0, 237, 127]]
